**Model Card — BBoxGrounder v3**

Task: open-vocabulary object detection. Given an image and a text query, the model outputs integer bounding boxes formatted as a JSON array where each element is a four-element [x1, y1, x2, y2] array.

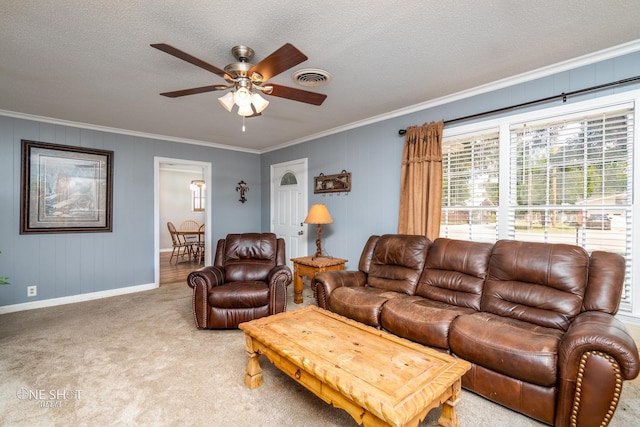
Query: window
[[191, 181, 205, 212], [442, 131, 500, 242], [440, 93, 637, 313], [509, 107, 632, 243], [280, 172, 297, 185]]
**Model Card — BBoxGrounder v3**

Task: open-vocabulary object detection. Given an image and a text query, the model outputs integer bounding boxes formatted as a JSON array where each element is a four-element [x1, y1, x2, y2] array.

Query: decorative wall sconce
[[236, 180, 249, 203]]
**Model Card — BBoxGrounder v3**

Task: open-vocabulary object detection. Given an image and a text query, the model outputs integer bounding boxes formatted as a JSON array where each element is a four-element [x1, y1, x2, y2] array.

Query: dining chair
[[195, 223, 205, 264], [180, 220, 200, 258], [167, 221, 190, 265]]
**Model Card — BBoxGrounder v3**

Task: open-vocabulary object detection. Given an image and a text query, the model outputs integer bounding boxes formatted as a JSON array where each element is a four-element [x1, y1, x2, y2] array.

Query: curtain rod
[[398, 75, 640, 136]]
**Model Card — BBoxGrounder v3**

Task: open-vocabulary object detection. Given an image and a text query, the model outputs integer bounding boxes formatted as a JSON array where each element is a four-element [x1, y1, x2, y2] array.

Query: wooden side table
[[291, 256, 348, 304]]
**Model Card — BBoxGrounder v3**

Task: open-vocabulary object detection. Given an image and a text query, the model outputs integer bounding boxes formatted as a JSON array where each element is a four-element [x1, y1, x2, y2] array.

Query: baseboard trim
[[0, 282, 158, 314]]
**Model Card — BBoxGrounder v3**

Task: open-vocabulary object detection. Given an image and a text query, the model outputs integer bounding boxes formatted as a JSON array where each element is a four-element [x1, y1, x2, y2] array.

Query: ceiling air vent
[[292, 68, 332, 87]]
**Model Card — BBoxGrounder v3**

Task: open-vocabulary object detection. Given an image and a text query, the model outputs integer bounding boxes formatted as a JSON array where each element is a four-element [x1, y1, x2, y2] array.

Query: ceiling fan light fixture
[[218, 91, 235, 112], [234, 87, 252, 107], [237, 103, 254, 117], [154, 43, 328, 122], [251, 92, 269, 113]]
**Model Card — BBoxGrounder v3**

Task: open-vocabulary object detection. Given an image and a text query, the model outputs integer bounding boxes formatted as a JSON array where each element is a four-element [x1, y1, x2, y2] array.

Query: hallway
[[159, 251, 202, 285]]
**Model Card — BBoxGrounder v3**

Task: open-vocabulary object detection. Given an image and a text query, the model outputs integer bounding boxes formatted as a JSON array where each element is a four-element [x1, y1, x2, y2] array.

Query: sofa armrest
[[268, 265, 293, 287], [560, 311, 639, 381], [187, 265, 224, 290], [186, 266, 224, 329], [268, 265, 293, 314], [556, 311, 640, 426], [312, 270, 366, 309]]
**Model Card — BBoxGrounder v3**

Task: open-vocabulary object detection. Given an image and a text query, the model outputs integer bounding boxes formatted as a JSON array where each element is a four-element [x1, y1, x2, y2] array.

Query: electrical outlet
[[27, 286, 37, 297]]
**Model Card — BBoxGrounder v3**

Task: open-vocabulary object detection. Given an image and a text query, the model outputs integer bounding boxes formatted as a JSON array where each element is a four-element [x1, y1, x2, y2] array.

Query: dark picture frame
[[21, 140, 114, 234]]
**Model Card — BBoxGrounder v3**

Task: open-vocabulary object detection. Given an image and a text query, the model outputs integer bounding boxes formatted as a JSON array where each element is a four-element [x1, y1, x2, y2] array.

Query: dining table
[[174, 229, 205, 262], [173, 230, 204, 237]]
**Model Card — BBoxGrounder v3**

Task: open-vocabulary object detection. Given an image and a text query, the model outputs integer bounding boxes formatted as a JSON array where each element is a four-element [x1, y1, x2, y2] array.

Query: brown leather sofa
[[187, 233, 292, 329], [313, 235, 640, 427]]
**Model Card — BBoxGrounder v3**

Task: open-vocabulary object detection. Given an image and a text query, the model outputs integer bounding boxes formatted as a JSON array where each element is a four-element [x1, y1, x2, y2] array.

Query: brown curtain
[[397, 120, 444, 240]]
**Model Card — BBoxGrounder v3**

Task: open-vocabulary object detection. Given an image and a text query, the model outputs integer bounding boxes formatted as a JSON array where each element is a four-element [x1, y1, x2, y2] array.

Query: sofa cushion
[[366, 234, 430, 294], [583, 250, 626, 314], [223, 233, 277, 282], [462, 364, 556, 426], [381, 296, 476, 349], [482, 240, 589, 331], [357, 235, 380, 272], [208, 306, 270, 329], [328, 286, 405, 327], [416, 238, 492, 310], [450, 312, 563, 387], [208, 281, 269, 308]]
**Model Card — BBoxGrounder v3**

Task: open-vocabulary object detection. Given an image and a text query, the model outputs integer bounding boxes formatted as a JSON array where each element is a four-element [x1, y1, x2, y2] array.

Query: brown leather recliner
[[186, 233, 292, 329]]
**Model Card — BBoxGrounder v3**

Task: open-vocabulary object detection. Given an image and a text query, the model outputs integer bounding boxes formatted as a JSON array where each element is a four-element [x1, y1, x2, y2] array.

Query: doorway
[[154, 157, 212, 286], [270, 158, 309, 267]]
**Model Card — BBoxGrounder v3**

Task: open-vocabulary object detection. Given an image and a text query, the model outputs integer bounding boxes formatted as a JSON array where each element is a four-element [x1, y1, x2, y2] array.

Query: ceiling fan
[[151, 42, 327, 117]]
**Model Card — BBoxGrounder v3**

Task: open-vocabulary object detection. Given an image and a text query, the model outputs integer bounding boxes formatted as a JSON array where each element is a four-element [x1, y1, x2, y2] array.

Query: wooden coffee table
[[239, 306, 471, 427]]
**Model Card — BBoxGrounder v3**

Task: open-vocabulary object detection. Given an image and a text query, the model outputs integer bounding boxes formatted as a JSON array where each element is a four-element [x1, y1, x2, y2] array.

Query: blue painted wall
[[260, 50, 640, 268], [0, 118, 261, 306]]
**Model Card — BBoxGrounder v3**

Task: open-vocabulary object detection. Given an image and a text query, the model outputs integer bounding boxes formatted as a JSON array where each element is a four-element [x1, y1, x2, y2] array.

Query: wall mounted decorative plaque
[[314, 170, 351, 194]]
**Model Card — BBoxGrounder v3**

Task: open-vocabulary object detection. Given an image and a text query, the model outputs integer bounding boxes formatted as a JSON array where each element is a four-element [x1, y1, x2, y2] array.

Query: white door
[[271, 159, 308, 267]]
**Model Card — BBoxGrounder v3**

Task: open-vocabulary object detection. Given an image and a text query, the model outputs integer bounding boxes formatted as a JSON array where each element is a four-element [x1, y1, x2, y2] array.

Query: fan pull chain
[[242, 116, 246, 132]]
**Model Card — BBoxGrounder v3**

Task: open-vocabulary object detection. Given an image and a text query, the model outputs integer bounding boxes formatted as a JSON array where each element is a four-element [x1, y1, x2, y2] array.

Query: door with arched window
[[271, 159, 308, 267]]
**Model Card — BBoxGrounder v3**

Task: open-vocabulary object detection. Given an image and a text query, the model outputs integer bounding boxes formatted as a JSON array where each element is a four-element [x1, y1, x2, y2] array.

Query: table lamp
[[304, 204, 333, 259]]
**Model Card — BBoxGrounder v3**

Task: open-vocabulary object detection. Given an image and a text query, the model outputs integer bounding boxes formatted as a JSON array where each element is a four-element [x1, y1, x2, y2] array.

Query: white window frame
[[441, 89, 640, 320], [191, 182, 205, 212]]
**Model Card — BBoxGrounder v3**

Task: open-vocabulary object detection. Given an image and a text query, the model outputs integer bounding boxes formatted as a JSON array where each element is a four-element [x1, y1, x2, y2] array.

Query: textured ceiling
[[1, 1, 640, 152]]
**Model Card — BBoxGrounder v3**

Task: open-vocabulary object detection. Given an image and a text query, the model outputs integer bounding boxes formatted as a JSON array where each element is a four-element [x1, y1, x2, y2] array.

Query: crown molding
[[262, 39, 640, 153], [0, 109, 261, 154]]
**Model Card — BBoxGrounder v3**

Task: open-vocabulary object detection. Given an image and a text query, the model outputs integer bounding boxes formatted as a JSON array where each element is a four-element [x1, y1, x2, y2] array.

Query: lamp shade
[[237, 104, 254, 117], [218, 92, 235, 112], [234, 87, 252, 107], [304, 204, 333, 224], [251, 92, 270, 113]]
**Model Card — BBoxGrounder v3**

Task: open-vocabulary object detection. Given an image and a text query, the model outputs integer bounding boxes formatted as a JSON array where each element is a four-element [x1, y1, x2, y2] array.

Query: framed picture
[[314, 171, 351, 194], [21, 140, 114, 234]]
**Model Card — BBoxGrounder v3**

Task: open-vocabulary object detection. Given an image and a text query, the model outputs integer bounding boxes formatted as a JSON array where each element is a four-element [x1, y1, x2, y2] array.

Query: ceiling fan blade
[[160, 85, 227, 98], [266, 84, 327, 106], [249, 43, 308, 82], [151, 43, 230, 79]]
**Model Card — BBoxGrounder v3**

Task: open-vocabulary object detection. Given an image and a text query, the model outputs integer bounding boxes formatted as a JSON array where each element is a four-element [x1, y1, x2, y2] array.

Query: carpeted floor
[[0, 280, 638, 426]]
